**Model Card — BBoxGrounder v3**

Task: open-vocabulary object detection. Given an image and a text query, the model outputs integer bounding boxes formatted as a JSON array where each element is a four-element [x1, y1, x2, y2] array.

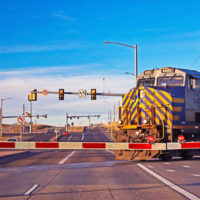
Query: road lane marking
[[182, 165, 191, 168], [166, 169, 176, 172], [137, 164, 200, 200], [164, 162, 170, 165], [192, 174, 200, 177], [81, 134, 84, 141], [58, 151, 76, 164], [103, 133, 112, 141], [106, 149, 115, 154], [24, 184, 39, 195], [67, 135, 72, 141]]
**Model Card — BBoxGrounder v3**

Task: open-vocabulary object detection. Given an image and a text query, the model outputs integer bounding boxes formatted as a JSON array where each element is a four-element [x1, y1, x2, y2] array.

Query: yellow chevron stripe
[[172, 115, 180, 120], [160, 89, 170, 98], [145, 88, 173, 119], [145, 90, 172, 125], [148, 88, 173, 112], [122, 93, 129, 107], [172, 98, 184, 103], [172, 107, 182, 112], [150, 89, 183, 112]]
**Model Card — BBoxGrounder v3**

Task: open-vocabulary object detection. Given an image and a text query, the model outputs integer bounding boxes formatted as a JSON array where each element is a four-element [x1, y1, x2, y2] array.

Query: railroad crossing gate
[[0, 141, 199, 151]]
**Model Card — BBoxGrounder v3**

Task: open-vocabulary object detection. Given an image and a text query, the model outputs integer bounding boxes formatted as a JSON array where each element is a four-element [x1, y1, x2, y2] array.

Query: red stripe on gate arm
[[181, 142, 200, 149], [82, 143, 106, 149], [36, 142, 59, 148], [129, 143, 152, 149], [0, 142, 15, 148]]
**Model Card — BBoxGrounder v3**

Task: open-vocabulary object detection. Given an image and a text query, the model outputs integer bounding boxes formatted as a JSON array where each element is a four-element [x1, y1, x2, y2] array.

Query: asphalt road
[[0, 128, 199, 200]]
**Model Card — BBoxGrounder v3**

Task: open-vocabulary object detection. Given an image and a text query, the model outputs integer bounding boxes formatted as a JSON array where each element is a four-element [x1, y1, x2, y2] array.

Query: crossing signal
[[91, 89, 96, 100], [26, 112, 31, 117], [59, 89, 64, 100]]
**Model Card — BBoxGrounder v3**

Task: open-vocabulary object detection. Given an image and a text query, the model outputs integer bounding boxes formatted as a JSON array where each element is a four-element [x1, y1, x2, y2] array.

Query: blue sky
[[1, 0, 200, 126]]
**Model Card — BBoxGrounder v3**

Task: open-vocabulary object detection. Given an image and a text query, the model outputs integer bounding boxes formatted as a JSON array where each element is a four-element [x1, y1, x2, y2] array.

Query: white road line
[[103, 133, 112, 141], [137, 164, 200, 200], [67, 135, 72, 141], [166, 169, 176, 172], [82, 133, 85, 141], [192, 174, 200, 177], [106, 149, 115, 154], [147, 166, 154, 168], [24, 184, 39, 196], [58, 151, 76, 164], [164, 162, 170, 165], [182, 165, 191, 168]]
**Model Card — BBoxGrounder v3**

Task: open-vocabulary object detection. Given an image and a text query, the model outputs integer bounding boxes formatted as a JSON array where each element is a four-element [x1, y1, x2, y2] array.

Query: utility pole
[[22, 104, 25, 134], [30, 101, 32, 134], [88, 114, 90, 126], [66, 112, 68, 131], [134, 44, 138, 81], [0, 106, 2, 137]]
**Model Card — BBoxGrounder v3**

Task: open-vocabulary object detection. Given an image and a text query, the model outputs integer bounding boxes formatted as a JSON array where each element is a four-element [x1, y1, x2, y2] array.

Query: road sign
[[17, 116, 25, 124], [42, 89, 48, 95], [79, 89, 87, 98]]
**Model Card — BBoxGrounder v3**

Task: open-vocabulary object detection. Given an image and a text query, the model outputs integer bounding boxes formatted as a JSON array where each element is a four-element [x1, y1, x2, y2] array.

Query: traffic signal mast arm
[[67, 114, 100, 119], [34, 90, 125, 97]]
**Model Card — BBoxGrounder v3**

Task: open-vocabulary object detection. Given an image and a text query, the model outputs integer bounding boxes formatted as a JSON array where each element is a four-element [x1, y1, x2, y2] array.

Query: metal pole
[[113, 104, 116, 122], [0, 99, 2, 137], [23, 104, 25, 134], [89, 114, 90, 126], [134, 44, 138, 81], [30, 101, 32, 134], [66, 112, 68, 131]]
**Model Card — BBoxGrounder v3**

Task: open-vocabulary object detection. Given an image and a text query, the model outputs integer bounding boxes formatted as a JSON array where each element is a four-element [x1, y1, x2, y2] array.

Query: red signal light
[[178, 135, 185, 143], [148, 136, 155, 143]]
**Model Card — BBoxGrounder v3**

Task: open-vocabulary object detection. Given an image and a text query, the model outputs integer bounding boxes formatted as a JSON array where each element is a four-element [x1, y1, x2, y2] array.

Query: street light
[[125, 72, 135, 76], [104, 41, 138, 83], [0, 98, 13, 136]]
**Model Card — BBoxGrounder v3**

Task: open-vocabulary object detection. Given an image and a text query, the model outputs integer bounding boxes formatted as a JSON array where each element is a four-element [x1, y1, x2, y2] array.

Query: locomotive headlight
[[139, 89, 145, 99], [118, 119, 123, 125], [143, 119, 148, 124]]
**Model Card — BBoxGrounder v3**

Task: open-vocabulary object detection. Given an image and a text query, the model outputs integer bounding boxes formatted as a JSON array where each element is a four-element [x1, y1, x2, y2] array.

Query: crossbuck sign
[[79, 89, 87, 98]]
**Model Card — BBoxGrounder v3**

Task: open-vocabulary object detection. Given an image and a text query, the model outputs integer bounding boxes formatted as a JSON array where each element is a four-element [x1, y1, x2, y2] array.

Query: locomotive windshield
[[137, 78, 155, 87], [157, 76, 183, 87]]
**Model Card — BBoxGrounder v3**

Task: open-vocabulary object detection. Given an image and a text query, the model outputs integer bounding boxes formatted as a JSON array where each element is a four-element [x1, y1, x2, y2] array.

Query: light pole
[[104, 41, 138, 82], [0, 98, 13, 136]]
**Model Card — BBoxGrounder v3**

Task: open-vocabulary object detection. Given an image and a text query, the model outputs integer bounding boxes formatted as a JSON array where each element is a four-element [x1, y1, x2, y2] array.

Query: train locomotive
[[114, 67, 200, 160]]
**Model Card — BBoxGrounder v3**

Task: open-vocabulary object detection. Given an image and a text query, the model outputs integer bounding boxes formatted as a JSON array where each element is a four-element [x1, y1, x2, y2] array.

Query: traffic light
[[59, 89, 64, 100], [91, 89, 96, 100], [36, 114, 39, 119], [44, 114, 47, 118], [28, 89, 37, 101]]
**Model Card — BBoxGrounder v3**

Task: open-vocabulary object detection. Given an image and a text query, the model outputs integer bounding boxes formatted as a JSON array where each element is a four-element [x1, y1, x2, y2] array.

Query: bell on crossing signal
[[59, 89, 64, 100], [91, 89, 96, 100], [26, 112, 31, 117]]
